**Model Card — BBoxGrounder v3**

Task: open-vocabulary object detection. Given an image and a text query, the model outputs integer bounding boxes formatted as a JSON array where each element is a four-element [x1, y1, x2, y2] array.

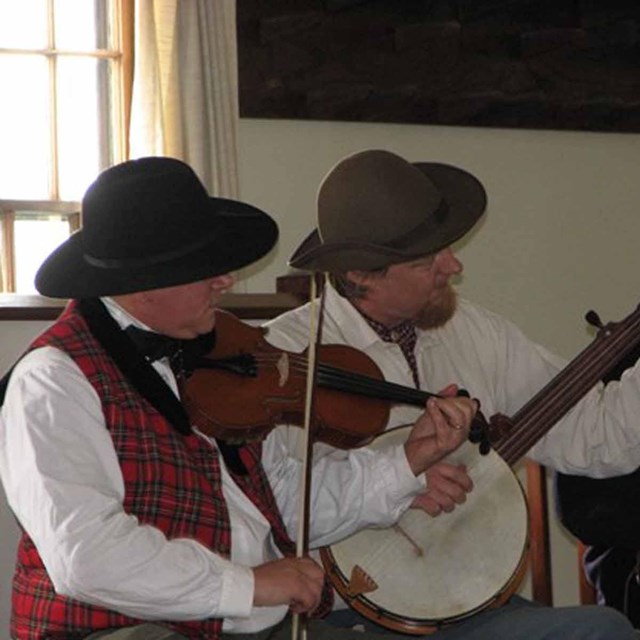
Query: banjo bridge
[[346, 565, 378, 598]]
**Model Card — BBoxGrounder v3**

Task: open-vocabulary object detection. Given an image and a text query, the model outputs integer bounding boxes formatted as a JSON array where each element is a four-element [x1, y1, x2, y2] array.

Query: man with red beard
[[264, 149, 640, 639]]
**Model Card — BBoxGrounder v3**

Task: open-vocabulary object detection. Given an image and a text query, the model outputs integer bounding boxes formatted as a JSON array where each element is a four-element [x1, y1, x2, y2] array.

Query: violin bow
[[292, 273, 327, 640]]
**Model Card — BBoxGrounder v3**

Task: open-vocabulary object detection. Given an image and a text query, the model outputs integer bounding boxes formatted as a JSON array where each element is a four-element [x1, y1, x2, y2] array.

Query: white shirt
[[0, 298, 425, 632], [264, 284, 640, 477]]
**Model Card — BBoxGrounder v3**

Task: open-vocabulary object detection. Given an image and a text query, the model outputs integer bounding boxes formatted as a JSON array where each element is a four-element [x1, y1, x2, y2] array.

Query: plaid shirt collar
[[361, 314, 420, 388]]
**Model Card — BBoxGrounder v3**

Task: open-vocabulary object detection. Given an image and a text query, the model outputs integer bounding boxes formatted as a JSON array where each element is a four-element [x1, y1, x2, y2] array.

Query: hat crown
[[317, 150, 443, 246], [82, 157, 219, 264]]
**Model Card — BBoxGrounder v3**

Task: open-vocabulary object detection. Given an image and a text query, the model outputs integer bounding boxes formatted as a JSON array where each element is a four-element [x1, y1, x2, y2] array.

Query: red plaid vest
[[10, 302, 331, 640]]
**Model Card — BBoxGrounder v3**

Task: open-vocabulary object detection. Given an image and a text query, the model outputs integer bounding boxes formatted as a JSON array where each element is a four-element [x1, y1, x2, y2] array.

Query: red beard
[[414, 286, 457, 330]]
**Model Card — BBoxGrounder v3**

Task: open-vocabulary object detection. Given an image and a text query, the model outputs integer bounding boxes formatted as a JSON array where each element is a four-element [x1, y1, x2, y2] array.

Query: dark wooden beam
[[0, 293, 300, 322]]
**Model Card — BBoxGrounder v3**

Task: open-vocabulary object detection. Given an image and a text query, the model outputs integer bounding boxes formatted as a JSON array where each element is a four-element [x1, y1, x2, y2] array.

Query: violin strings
[[248, 351, 432, 407]]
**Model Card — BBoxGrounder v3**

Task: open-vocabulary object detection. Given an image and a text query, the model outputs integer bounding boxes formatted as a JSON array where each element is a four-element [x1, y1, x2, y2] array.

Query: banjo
[[320, 305, 640, 634]]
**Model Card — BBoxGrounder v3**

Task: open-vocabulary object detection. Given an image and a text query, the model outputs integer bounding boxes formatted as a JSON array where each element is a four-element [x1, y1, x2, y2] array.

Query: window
[[0, 0, 129, 293]]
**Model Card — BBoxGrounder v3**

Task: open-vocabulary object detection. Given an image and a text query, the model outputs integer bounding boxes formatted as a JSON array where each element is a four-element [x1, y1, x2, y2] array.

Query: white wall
[[1, 118, 639, 634]]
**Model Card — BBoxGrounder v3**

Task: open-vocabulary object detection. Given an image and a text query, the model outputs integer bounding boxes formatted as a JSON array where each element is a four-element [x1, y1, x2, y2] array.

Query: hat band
[[83, 235, 217, 270]]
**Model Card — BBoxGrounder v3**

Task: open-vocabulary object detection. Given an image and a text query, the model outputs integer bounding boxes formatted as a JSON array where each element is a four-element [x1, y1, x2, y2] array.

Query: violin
[[181, 310, 488, 448]]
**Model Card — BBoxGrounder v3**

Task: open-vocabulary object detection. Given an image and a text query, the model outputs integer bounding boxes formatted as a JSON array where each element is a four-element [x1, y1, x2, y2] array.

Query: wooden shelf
[[0, 292, 300, 322]]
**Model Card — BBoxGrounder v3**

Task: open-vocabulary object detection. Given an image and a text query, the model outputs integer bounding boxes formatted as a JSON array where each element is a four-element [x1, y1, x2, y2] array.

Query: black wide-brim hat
[[36, 157, 278, 298], [289, 149, 487, 272]]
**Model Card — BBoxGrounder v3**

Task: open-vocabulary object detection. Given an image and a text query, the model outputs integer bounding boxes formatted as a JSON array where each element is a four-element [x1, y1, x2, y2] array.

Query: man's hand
[[411, 461, 473, 515], [253, 557, 325, 614], [404, 384, 477, 477]]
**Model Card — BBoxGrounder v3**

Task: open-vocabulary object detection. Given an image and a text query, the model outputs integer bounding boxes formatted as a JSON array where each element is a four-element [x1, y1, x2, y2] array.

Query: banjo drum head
[[321, 425, 529, 634]]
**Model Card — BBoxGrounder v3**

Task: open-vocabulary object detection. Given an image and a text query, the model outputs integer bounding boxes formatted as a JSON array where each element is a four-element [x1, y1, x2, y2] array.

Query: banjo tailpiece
[[346, 565, 379, 598]]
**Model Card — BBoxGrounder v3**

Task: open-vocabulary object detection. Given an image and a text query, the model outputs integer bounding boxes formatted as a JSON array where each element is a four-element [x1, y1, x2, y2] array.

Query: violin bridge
[[276, 352, 289, 387], [346, 565, 378, 598]]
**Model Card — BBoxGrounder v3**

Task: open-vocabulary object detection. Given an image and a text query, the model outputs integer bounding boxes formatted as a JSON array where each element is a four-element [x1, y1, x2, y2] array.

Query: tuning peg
[[585, 310, 605, 330]]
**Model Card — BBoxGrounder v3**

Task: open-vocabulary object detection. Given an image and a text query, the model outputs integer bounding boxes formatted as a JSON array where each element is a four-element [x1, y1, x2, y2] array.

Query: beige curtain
[[129, 0, 240, 198]]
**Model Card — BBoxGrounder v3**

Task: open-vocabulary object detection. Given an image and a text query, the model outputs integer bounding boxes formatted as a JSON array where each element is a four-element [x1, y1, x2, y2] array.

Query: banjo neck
[[493, 304, 640, 466]]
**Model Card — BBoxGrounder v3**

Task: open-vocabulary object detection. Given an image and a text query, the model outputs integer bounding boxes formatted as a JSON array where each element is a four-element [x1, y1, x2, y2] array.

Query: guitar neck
[[495, 304, 640, 465]]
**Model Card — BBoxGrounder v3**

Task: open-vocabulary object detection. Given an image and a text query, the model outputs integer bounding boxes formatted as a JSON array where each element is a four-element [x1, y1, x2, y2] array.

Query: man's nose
[[436, 248, 463, 275]]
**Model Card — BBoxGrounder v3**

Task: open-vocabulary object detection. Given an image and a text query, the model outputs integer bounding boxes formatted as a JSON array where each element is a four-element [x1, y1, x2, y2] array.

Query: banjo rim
[[320, 542, 530, 635]]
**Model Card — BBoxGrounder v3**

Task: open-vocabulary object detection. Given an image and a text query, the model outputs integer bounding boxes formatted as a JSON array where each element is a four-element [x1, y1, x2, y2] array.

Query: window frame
[[0, 0, 133, 294], [0, 201, 80, 292]]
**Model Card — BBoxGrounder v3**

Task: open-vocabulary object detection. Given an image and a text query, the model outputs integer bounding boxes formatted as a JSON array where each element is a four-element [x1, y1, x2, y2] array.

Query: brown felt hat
[[289, 149, 487, 272]]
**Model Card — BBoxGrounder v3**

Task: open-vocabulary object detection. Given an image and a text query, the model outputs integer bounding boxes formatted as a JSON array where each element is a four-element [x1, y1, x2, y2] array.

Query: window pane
[[54, 0, 103, 50], [0, 0, 48, 49], [57, 56, 108, 199], [0, 55, 50, 199], [14, 216, 71, 294]]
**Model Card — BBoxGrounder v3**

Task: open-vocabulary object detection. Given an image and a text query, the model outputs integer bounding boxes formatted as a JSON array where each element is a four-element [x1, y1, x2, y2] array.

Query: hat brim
[[35, 198, 278, 298], [289, 162, 486, 272]]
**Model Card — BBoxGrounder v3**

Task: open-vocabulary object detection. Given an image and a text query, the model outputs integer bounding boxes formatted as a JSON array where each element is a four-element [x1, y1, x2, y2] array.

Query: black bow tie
[[125, 325, 216, 374], [125, 326, 182, 362]]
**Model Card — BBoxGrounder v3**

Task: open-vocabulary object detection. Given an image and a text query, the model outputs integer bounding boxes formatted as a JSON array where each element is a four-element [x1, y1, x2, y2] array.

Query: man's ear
[[345, 270, 369, 286]]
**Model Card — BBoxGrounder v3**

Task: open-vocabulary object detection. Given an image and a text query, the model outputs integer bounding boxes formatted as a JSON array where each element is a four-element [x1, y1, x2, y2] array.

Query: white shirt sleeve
[[528, 365, 640, 477], [262, 426, 425, 548], [0, 347, 254, 621]]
